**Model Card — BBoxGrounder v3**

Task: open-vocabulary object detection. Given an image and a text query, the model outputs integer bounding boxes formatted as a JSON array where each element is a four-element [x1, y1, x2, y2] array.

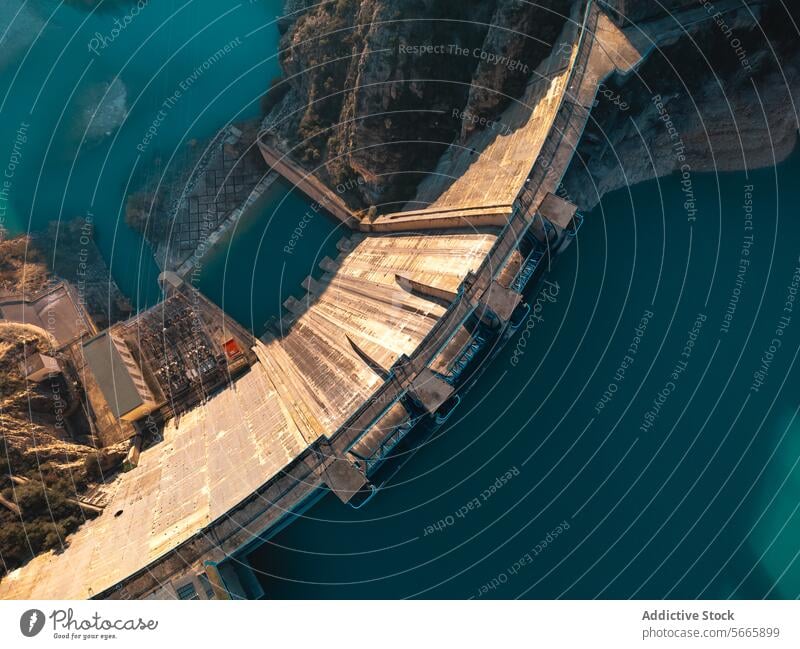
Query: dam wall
[[256, 139, 359, 228], [0, 0, 648, 601], [366, 4, 586, 234], [0, 230, 498, 600]]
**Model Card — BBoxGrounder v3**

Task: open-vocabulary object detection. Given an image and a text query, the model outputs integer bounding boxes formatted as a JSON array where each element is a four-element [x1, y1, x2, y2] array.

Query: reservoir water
[[4, 1, 800, 599], [248, 149, 800, 599], [0, 0, 287, 308], [195, 178, 346, 337]]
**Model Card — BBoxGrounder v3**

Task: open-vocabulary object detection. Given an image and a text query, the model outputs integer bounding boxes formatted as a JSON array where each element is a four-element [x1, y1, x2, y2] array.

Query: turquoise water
[[195, 179, 346, 337], [0, 0, 286, 308], [247, 148, 800, 599], [6, 0, 800, 600]]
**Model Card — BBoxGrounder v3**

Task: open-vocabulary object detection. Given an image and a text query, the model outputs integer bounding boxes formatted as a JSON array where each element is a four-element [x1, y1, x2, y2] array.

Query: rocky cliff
[[265, 0, 798, 215], [263, 0, 571, 211], [561, 1, 800, 209], [0, 323, 113, 576]]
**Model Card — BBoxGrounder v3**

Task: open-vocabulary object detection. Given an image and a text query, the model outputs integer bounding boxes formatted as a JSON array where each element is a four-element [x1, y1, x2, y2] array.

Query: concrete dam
[[0, 0, 646, 599]]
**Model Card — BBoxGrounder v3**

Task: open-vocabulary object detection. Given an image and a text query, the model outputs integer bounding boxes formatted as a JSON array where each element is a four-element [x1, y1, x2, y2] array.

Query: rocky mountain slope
[[265, 0, 798, 214], [0, 322, 99, 576], [562, 1, 800, 209], [0, 236, 126, 575], [263, 0, 571, 211]]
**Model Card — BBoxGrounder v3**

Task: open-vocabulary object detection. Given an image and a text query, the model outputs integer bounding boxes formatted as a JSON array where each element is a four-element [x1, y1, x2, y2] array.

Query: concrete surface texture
[[0, 0, 647, 600], [369, 8, 583, 232], [0, 231, 493, 599]]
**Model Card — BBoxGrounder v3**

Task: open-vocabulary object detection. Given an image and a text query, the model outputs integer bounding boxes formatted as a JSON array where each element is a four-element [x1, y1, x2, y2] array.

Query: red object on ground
[[223, 338, 242, 359]]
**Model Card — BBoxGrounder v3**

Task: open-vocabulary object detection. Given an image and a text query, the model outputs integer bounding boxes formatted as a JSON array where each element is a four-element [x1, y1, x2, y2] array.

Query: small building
[[20, 353, 61, 382], [83, 332, 158, 422]]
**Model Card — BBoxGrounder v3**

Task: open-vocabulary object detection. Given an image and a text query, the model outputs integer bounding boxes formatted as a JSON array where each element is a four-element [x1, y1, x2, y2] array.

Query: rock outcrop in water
[[35, 219, 133, 330], [74, 78, 129, 142]]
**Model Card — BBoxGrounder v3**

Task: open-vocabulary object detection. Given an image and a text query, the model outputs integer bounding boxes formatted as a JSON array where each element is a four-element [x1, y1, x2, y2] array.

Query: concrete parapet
[[367, 206, 511, 233], [395, 274, 458, 304]]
